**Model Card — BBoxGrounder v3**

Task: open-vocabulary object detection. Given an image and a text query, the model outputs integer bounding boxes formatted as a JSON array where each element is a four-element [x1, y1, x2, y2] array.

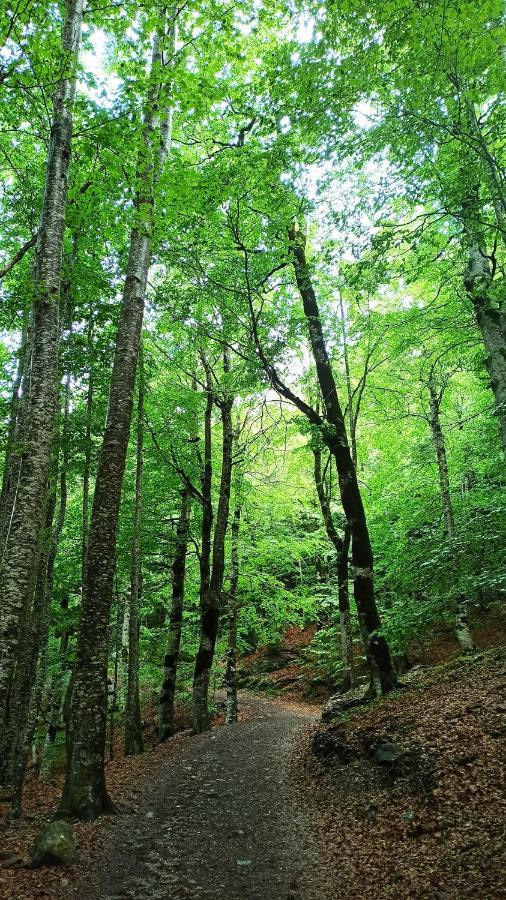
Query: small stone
[[30, 820, 78, 868], [236, 859, 252, 866], [373, 742, 402, 765]]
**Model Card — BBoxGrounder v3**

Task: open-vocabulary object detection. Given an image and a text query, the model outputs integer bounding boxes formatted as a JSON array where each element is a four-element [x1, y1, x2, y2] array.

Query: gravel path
[[75, 697, 326, 900]]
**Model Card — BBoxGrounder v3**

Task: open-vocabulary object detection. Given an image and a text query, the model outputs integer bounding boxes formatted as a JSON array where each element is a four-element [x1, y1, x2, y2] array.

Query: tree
[[60, 6, 177, 820], [0, 0, 85, 733]]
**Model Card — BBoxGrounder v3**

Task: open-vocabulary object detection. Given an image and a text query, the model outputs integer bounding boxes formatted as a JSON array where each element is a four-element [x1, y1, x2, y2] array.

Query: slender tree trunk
[[46, 594, 71, 747], [339, 295, 358, 468], [289, 224, 396, 694], [225, 505, 241, 724], [427, 377, 474, 653], [428, 378, 455, 538], [191, 363, 214, 732], [0, 0, 84, 724], [159, 486, 191, 740], [124, 352, 145, 757], [60, 10, 176, 820], [193, 353, 234, 733], [313, 448, 355, 688]]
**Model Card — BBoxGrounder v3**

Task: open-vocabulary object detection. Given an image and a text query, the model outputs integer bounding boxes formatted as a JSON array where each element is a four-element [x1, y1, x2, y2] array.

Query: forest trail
[[73, 697, 326, 900]]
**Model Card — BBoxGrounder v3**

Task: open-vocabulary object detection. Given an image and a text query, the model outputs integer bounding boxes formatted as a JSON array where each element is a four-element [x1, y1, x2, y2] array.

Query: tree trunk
[[427, 376, 474, 653], [288, 224, 396, 694], [81, 307, 94, 588], [159, 486, 191, 740], [313, 448, 355, 688], [60, 10, 176, 820], [428, 377, 455, 539], [193, 353, 234, 732], [0, 313, 30, 557], [0, 477, 56, 791], [0, 0, 84, 724], [191, 362, 214, 733], [462, 194, 506, 452], [225, 505, 241, 725], [124, 352, 145, 757]]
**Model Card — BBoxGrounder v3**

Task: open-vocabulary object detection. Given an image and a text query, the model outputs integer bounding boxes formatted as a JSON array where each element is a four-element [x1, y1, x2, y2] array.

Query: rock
[[373, 742, 403, 765], [30, 820, 78, 867], [322, 686, 372, 722]]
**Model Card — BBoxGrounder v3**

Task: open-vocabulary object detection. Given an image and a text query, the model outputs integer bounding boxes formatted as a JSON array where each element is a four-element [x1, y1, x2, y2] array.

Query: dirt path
[[72, 696, 326, 900]]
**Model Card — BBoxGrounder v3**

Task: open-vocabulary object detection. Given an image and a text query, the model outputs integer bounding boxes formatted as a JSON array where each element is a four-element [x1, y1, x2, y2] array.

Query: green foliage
[[0, 0, 504, 734]]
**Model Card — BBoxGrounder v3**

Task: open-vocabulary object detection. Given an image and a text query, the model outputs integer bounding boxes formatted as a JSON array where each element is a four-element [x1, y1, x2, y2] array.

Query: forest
[[0, 0, 505, 897]]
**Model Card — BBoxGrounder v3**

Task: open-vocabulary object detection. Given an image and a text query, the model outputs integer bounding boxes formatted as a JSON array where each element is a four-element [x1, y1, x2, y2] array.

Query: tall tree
[[0, 0, 85, 727], [288, 224, 396, 693], [193, 350, 234, 732], [60, 6, 176, 819]]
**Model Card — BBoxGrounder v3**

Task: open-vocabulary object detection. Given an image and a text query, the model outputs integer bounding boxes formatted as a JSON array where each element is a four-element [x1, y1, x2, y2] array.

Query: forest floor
[[1, 647, 505, 899], [293, 647, 506, 900]]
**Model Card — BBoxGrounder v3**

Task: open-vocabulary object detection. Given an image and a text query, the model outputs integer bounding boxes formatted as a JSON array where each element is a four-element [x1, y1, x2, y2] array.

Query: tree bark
[[193, 352, 234, 732], [0, 313, 30, 557], [313, 447, 355, 688], [82, 307, 94, 588], [124, 351, 145, 757], [288, 224, 396, 694], [159, 486, 191, 740], [60, 9, 176, 820], [225, 505, 241, 724], [191, 361, 214, 733], [0, 0, 84, 724]]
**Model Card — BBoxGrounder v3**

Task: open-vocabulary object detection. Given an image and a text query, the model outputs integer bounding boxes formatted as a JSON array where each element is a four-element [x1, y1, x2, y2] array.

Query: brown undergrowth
[[291, 648, 506, 899]]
